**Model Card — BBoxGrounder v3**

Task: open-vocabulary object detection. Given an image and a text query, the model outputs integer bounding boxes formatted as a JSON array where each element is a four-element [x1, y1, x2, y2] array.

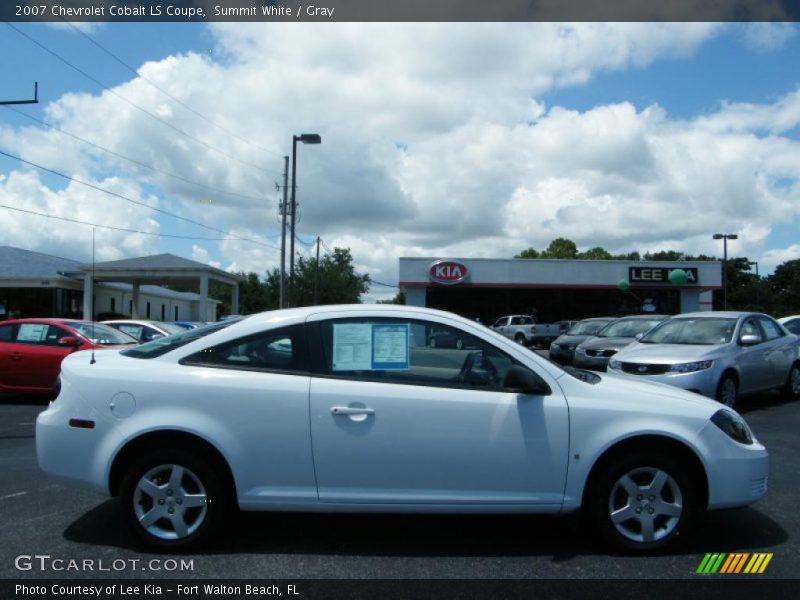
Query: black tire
[[715, 373, 738, 408], [783, 362, 800, 401], [589, 452, 695, 554], [119, 448, 228, 551], [514, 333, 526, 345]]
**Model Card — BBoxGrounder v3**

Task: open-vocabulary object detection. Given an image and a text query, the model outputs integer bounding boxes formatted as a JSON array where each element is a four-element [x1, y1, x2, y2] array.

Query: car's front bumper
[[697, 421, 769, 510], [548, 344, 576, 363], [573, 350, 615, 370]]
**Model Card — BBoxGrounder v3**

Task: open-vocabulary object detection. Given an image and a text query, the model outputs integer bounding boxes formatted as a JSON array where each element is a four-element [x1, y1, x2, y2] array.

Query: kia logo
[[428, 260, 469, 285], [637, 365, 648, 373]]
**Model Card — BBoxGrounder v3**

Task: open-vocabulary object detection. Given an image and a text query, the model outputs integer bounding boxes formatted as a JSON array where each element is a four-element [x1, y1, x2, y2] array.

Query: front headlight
[[711, 409, 754, 445], [551, 343, 560, 350], [667, 360, 713, 374], [608, 359, 621, 370], [575, 347, 587, 355]]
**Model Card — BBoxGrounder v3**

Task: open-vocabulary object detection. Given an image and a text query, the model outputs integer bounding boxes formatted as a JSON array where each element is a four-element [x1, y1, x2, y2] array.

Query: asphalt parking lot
[[1, 390, 798, 581]]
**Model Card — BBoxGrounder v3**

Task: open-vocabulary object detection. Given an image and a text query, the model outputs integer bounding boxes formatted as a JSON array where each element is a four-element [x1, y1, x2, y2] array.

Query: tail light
[[530, 326, 536, 334]]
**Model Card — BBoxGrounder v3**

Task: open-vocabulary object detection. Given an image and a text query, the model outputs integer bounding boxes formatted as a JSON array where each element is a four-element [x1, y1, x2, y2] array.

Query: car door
[[10, 323, 76, 391], [0, 323, 22, 391], [757, 316, 796, 388], [735, 317, 771, 394], [307, 316, 570, 506]]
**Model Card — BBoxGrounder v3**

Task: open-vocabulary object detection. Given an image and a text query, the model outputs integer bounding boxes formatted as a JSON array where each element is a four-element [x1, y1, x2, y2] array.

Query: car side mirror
[[58, 336, 83, 347], [739, 334, 762, 346], [503, 365, 551, 396]]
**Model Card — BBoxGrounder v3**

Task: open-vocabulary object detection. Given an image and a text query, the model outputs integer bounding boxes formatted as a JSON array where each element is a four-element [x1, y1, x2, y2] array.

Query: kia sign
[[428, 260, 469, 285], [629, 267, 699, 284]]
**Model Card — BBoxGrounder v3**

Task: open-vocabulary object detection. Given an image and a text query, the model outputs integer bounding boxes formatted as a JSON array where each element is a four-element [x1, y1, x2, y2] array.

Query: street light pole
[[749, 260, 760, 310], [713, 233, 738, 310], [279, 156, 289, 309], [288, 133, 321, 307]]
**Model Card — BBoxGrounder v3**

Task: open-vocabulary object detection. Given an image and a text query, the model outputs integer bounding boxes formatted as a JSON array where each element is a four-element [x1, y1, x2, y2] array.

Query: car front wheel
[[716, 374, 738, 408], [784, 363, 800, 401], [120, 449, 227, 550], [590, 452, 695, 554]]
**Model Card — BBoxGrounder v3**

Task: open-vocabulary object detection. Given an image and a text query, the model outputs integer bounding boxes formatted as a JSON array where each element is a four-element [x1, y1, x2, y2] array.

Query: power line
[[0, 201, 267, 243], [4, 22, 280, 177], [61, 19, 282, 160], [370, 280, 400, 288], [3, 105, 265, 203], [0, 148, 279, 249]]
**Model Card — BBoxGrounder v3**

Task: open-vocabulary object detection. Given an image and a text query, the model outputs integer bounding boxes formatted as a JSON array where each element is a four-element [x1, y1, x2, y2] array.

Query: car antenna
[[90, 228, 96, 365]]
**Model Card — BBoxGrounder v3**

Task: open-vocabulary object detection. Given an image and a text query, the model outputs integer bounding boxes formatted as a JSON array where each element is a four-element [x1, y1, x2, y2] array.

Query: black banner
[[3, 579, 799, 600], [2, 1, 799, 23], [629, 267, 700, 285]]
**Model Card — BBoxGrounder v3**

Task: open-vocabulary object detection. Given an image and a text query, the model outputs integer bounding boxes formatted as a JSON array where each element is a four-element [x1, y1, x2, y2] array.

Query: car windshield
[[640, 317, 737, 345], [156, 322, 188, 335], [63, 322, 137, 345], [567, 320, 610, 336], [597, 318, 664, 338], [121, 317, 244, 359]]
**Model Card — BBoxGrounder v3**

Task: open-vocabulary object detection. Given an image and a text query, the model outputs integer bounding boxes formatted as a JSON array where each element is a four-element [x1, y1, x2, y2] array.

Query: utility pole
[[279, 156, 289, 309], [0, 82, 38, 105], [314, 236, 321, 305]]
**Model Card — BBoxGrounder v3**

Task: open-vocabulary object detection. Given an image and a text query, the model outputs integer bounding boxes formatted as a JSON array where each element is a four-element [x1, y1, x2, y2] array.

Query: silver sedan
[[608, 311, 800, 408]]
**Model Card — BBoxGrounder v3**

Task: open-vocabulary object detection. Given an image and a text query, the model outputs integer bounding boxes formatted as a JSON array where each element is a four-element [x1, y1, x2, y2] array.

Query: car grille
[[619, 363, 671, 375], [586, 349, 617, 358]]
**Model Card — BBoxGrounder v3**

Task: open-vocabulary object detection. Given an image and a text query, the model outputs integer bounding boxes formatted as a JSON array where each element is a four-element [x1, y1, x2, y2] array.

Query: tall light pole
[[279, 156, 289, 309], [289, 133, 321, 307], [713, 233, 738, 310], [749, 260, 760, 310]]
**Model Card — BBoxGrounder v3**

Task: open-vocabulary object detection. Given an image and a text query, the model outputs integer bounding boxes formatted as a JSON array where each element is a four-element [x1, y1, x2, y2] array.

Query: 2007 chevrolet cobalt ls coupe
[[37, 305, 768, 553]]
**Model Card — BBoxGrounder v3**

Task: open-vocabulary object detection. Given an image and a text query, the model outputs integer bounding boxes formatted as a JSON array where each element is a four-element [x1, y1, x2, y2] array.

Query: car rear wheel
[[784, 363, 800, 401], [514, 333, 526, 345], [715, 374, 738, 408], [590, 452, 695, 554], [120, 449, 227, 550]]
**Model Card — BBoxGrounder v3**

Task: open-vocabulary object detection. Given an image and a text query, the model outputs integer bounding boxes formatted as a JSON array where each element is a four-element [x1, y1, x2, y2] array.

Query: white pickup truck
[[491, 315, 572, 347]]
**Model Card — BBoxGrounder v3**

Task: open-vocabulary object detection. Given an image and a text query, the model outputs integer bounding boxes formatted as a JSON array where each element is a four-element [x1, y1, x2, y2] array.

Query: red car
[[0, 318, 137, 397]]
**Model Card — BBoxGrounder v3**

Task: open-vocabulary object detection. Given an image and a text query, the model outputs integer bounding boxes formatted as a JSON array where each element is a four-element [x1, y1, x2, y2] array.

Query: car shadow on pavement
[[63, 500, 787, 559]]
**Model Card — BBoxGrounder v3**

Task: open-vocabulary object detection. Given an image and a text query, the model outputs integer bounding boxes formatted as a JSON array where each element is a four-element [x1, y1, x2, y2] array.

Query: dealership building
[[399, 258, 722, 323]]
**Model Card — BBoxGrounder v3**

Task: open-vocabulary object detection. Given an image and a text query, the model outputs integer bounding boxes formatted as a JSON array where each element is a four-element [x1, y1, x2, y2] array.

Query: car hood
[[615, 342, 722, 363], [579, 336, 635, 351]]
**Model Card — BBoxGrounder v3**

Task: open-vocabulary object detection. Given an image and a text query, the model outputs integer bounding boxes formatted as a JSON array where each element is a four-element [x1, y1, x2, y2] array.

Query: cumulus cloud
[[1, 21, 799, 295]]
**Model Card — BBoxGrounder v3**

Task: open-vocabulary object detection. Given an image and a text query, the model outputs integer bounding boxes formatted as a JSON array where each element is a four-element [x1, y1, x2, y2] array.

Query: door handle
[[330, 406, 375, 416]]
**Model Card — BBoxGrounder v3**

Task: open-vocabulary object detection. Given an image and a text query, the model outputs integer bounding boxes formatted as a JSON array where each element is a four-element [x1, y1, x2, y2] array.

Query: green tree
[[766, 259, 800, 316], [515, 247, 541, 259], [280, 247, 371, 307], [580, 246, 613, 260], [541, 238, 579, 259]]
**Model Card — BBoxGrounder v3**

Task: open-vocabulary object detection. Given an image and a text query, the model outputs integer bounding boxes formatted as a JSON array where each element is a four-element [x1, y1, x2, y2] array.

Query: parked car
[[0, 318, 136, 397], [37, 305, 768, 554], [549, 317, 615, 364], [102, 319, 186, 343], [491, 315, 536, 345], [607, 312, 800, 408], [778, 315, 800, 335], [573, 315, 667, 370], [427, 328, 465, 349], [530, 320, 577, 348]]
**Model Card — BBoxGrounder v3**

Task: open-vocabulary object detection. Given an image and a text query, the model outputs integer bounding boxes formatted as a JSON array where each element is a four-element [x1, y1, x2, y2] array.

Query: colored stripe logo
[[696, 553, 773, 574]]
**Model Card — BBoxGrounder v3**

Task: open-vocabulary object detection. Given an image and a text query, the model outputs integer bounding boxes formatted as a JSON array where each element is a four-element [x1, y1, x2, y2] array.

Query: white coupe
[[37, 305, 768, 553]]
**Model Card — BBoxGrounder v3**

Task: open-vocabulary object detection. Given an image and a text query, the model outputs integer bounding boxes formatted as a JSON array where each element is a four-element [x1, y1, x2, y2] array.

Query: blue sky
[[1, 22, 799, 297]]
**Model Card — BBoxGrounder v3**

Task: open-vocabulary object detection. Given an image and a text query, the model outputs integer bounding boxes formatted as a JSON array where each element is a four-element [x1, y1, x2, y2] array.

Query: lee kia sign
[[428, 260, 470, 285], [629, 267, 699, 284]]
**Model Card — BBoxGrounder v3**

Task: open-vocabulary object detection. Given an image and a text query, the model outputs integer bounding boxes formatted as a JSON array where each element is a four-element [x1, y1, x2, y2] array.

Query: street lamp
[[713, 233, 738, 310], [288, 133, 322, 307]]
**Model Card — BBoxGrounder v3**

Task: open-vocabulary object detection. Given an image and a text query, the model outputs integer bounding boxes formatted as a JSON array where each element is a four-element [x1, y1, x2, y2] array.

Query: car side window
[[318, 318, 519, 392], [181, 325, 307, 373], [14, 323, 67, 346], [757, 317, 783, 341], [116, 324, 144, 341], [740, 318, 764, 343], [785, 319, 800, 335]]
